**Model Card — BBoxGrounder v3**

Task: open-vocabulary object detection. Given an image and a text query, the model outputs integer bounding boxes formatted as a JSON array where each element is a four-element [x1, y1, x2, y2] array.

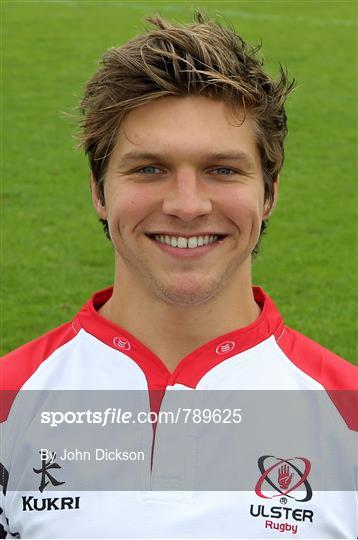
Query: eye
[[211, 167, 236, 175], [136, 166, 162, 174]]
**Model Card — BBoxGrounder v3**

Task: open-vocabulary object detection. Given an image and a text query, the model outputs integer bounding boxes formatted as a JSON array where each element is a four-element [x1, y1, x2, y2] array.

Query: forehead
[[110, 96, 260, 165]]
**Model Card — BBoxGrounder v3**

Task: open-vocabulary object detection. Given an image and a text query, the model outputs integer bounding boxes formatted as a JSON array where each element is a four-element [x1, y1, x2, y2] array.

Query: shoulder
[[0, 288, 114, 393], [0, 322, 74, 402], [276, 326, 357, 430], [276, 325, 356, 390], [0, 322, 78, 419], [1, 321, 77, 391]]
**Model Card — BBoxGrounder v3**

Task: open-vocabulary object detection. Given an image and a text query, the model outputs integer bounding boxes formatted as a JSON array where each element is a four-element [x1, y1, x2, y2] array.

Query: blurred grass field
[[1, 0, 357, 364]]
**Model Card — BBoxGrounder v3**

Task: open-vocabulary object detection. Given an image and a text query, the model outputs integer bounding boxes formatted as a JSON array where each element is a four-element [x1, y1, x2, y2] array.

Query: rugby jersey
[[0, 287, 357, 539]]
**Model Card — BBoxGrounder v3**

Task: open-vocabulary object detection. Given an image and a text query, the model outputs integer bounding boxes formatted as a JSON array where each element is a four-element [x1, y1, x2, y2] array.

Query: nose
[[162, 168, 212, 221]]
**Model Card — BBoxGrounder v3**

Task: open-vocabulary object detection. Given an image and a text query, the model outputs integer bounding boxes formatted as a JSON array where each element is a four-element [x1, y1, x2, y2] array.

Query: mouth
[[146, 233, 227, 250]]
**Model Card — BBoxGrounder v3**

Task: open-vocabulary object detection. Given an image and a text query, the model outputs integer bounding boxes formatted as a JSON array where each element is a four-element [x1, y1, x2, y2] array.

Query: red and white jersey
[[0, 287, 357, 539]]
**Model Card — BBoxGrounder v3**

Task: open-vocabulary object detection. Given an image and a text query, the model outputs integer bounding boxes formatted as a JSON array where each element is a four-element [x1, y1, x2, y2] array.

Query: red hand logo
[[278, 464, 293, 490]]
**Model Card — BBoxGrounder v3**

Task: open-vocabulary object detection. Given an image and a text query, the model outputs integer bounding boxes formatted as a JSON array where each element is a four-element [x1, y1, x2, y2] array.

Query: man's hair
[[79, 11, 294, 250]]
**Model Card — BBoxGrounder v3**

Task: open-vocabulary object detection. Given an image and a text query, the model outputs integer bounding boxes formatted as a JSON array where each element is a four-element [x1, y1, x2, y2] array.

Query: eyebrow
[[116, 150, 256, 170], [205, 152, 256, 169], [117, 152, 165, 167]]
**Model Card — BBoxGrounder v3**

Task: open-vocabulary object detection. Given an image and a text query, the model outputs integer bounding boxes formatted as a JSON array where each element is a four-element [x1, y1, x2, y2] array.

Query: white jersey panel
[[21, 330, 149, 391], [195, 336, 323, 391]]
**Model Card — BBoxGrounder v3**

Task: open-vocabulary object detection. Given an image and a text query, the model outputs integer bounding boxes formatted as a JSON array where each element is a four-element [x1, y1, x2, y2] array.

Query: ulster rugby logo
[[255, 456, 312, 502]]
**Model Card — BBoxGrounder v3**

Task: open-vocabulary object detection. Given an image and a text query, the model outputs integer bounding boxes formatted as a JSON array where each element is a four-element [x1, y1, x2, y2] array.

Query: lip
[[146, 232, 228, 238], [147, 234, 227, 259]]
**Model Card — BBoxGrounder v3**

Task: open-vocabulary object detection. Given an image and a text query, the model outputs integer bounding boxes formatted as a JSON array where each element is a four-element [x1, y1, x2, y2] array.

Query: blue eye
[[138, 166, 161, 174], [213, 168, 235, 175]]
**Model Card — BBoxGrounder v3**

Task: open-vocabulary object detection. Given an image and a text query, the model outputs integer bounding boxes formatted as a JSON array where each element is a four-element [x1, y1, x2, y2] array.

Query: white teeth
[[177, 237, 187, 248], [153, 234, 220, 249], [188, 237, 198, 249]]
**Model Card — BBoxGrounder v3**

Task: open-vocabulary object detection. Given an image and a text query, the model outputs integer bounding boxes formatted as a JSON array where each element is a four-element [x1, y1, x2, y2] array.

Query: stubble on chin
[[153, 277, 223, 307], [145, 257, 249, 307], [115, 237, 253, 307]]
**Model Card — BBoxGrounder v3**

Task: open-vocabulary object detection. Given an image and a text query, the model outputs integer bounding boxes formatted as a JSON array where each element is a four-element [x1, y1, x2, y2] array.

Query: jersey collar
[[74, 286, 284, 389]]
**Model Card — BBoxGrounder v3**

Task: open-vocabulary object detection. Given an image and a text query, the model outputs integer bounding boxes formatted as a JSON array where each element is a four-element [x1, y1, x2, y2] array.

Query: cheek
[[106, 187, 156, 232], [221, 190, 264, 228]]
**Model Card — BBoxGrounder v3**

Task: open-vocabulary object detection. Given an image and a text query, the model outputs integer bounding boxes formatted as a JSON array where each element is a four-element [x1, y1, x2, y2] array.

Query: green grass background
[[1, 0, 357, 364]]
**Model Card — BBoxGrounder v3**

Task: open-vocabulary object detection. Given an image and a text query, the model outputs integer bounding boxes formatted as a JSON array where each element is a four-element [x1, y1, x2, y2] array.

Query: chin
[[154, 276, 223, 307]]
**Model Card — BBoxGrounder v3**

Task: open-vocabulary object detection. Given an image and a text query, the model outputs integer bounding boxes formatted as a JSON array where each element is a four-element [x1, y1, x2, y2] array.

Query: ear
[[91, 173, 107, 220], [262, 176, 279, 220]]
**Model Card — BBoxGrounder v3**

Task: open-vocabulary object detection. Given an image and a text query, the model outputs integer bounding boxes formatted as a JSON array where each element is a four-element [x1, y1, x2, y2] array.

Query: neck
[[99, 263, 260, 372]]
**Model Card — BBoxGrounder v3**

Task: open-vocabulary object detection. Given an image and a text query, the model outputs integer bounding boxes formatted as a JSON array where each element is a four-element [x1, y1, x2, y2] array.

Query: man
[[1, 12, 356, 539]]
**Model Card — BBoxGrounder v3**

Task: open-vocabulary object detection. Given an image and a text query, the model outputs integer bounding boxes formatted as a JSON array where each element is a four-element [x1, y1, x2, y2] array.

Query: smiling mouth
[[147, 234, 227, 249]]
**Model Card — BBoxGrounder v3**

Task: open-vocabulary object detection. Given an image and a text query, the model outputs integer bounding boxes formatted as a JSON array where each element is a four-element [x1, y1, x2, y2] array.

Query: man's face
[[93, 96, 276, 306]]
